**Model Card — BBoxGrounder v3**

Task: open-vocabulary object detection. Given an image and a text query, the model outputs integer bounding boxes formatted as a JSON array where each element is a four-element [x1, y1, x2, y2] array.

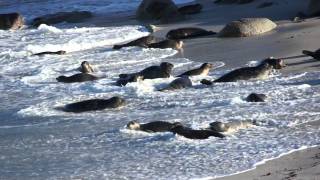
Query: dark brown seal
[[127, 120, 182, 133], [170, 124, 225, 139], [166, 27, 216, 40], [56, 73, 99, 83], [79, 61, 94, 74], [116, 74, 143, 86], [148, 39, 183, 50], [246, 93, 267, 102], [0, 13, 24, 30], [62, 96, 126, 113], [32, 50, 66, 56], [159, 76, 192, 91], [113, 35, 158, 50], [178, 63, 213, 77]]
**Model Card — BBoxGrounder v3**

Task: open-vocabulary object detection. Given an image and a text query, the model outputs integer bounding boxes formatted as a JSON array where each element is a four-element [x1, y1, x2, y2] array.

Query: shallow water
[[1, 1, 320, 180]]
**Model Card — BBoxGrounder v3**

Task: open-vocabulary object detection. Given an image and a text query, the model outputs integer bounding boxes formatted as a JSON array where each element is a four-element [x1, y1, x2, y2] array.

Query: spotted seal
[[119, 62, 174, 80], [209, 120, 256, 133], [32, 50, 66, 56], [166, 28, 216, 39], [148, 39, 183, 50], [159, 76, 192, 91], [302, 49, 320, 60], [170, 124, 225, 139], [178, 63, 213, 77], [126, 120, 182, 133], [56, 73, 99, 83], [78, 61, 94, 74], [113, 35, 158, 50], [62, 96, 126, 113], [201, 58, 285, 85]]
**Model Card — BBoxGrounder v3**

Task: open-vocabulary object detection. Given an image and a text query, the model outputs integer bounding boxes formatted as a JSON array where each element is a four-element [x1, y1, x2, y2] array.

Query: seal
[[32, 50, 66, 56], [159, 76, 192, 91], [209, 120, 256, 133], [178, 4, 203, 15], [126, 120, 182, 133], [78, 61, 94, 74], [170, 124, 225, 139], [148, 39, 183, 50], [201, 58, 284, 85], [246, 93, 267, 102], [302, 49, 320, 60], [113, 35, 158, 50], [116, 74, 144, 86], [166, 28, 217, 39], [56, 73, 99, 83], [62, 96, 126, 113], [178, 63, 213, 77], [119, 62, 174, 80]]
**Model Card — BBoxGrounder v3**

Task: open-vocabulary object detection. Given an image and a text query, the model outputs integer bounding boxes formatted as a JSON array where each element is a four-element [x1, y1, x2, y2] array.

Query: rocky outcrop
[[136, 0, 184, 23], [32, 11, 92, 27], [218, 18, 277, 37], [307, 0, 320, 17], [0, 13, 24, 30]]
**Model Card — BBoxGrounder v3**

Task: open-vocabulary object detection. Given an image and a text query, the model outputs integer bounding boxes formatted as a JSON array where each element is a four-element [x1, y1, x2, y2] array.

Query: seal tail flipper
[[211, 131, 225, 138], [113, 45, 122, 50], [302, 50, 315, 57], [200, 79, 213, 85]]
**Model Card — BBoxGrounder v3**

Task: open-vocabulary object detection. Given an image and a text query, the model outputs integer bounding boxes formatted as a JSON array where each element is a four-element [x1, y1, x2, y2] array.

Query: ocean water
[[1, 1, 320, 180]]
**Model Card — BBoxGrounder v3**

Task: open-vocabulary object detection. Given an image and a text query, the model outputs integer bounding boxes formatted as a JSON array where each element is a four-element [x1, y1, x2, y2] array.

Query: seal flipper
[[113, 45, 123, 50], [302, 50, 315, 57]]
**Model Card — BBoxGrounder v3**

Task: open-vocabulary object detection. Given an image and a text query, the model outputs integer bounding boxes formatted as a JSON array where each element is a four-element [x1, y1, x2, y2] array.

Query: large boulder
[[307, 0, 320, 17], [0, 13, 24, 30], [32, 11, 92, 27], [136, 0, 184, 23], [218, 18, 277, 37]]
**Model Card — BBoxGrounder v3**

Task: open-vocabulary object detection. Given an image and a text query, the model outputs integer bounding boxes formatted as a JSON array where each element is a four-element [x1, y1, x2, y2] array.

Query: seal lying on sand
[[56, 73, 99, 83], [170, 124, 225, 139], [62, 96, 126, 113], [201, 58, 284, 85], [116, 74, 143, 86], [178, 4, 203, 15], [178, 63, 213, 77], [32, 50, 66, 56], [209, 120, 256, 133], [302, 49, 320, 60], [159, 76, 192, 91], [148, 39, 183, 50], [113, 35, 158, 50], [246, 93, 267, 102], [166, 28, 216, 39], [78, 61, 94, 73], [119, 62, 174, 80], [126, 120, 182, 133]]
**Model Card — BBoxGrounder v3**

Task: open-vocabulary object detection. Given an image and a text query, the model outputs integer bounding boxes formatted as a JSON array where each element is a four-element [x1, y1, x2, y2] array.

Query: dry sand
[[87, 0, 320, 179]]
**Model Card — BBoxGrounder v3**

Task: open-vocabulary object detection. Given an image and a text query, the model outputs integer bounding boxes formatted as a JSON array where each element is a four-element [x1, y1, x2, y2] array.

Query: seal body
[[0, 13, 24, 30], [119, 62, 174, 80], [113, 35, 157, 49], [79, 61, 94, 73], [178, 63, 213, 77], [170, 125, 225, 139], [178, 4, 203, 15], [209, 120, 256, 133], [116, 74, 143, 86], [56, 73, 99, 83], [32, 50, 66, 56], [159, 76, 192, 91], [126, 121, 181, 133], [303, 49, 320, 60], [246, 93, 267, 102], [63, 97, 126, 113], [166, 28, 216, 39], [260, 58, 286, 69], [148, 39, 183, 50]]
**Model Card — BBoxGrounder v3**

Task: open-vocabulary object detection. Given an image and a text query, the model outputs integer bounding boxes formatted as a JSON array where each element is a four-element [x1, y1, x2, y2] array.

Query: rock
[[32, 11, 92, 27], [0, 13, 24, 30], [178, 4, 203, 15], [136, 0, 184, 23], [218, 18, 277, 37], [307, 0, 320, 17]]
